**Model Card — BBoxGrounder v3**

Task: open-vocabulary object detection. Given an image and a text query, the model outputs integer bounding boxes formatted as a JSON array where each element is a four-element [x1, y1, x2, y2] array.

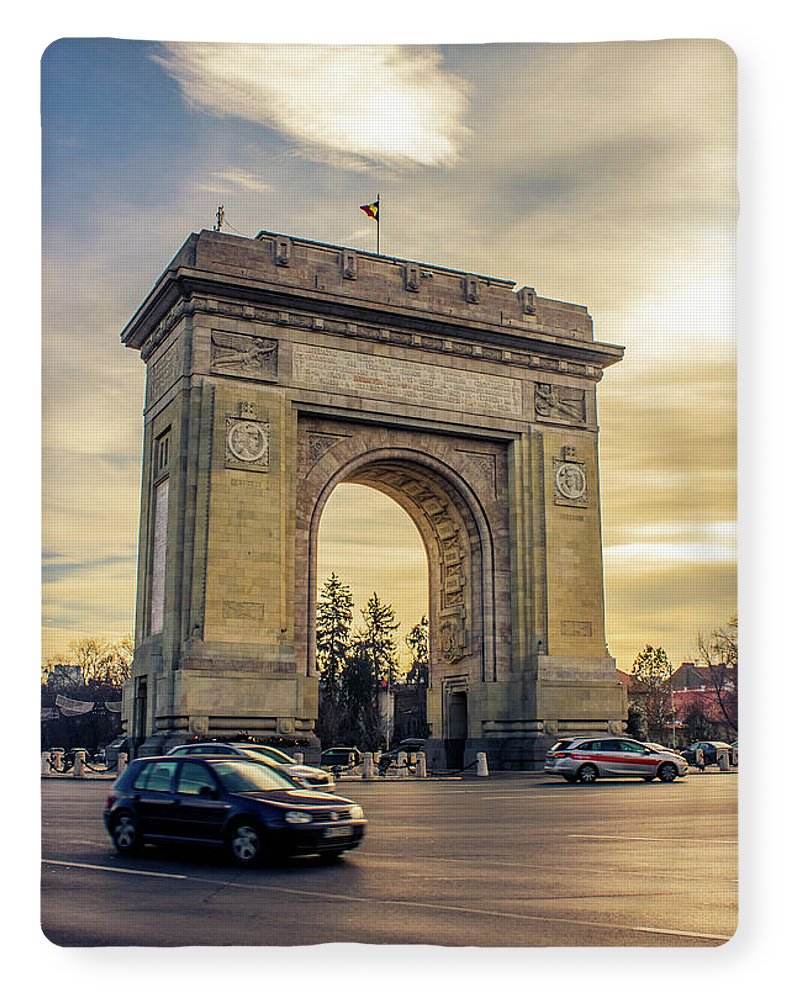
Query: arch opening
[[300, 443, 501, 760], [315, 483, 429, 747]]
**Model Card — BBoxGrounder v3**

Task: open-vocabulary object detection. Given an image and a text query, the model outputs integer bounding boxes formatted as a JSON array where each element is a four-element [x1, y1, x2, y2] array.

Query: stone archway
[[295, 418, 511, 759]]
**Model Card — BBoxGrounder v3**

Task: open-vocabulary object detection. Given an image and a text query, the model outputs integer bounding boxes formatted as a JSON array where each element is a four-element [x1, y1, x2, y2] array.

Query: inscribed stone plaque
[[561, 620, 593, 637], [292, 344, 521, 417]]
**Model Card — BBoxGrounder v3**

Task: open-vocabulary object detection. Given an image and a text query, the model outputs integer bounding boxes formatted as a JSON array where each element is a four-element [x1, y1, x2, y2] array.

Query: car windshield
[[212, 759, 301, 792], [241, 745, 295, 765]]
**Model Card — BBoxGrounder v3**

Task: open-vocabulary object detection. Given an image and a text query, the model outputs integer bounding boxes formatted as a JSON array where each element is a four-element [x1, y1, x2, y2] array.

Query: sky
[[40, 37, 738, 672]]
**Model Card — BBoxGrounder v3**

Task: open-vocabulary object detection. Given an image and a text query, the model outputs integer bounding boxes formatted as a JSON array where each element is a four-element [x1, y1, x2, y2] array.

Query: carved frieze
[[535, 382, 587, 425], [211, 332, 278, 381]]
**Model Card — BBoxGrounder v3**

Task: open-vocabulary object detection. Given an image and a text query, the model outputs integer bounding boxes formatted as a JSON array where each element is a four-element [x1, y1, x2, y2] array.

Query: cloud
[[195, 167, 274, 194], [40, 41, 737, 675], [152, 44, 469, 168]]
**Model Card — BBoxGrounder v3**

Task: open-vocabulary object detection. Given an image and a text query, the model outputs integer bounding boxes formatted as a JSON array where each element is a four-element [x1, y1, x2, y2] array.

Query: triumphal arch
[[120, 229, 626, 767]]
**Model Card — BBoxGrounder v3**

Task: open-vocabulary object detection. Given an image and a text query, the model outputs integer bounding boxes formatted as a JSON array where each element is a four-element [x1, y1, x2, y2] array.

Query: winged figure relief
[[211, 332, 278, 375]]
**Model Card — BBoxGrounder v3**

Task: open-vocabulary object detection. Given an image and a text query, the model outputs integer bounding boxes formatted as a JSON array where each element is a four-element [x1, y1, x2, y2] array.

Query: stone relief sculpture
[[211, 332, 278, 380], [553, 457, 588, 507], [225, 417, 270, 470], [534, 382, 586, 425], [439, 616, 467, 664]]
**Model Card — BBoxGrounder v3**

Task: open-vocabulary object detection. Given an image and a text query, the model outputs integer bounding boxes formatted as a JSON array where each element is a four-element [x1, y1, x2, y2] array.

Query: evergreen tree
[[339, 644, 383, 749], [404, 615, 430, 738], [316, 573, 354, 698], [315, 573, 354, 744], [405, 615, 429, 687], [356, 592, 401, 689]]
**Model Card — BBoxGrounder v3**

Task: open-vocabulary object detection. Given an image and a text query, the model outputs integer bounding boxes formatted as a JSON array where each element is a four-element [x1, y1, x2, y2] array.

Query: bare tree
[[631, 645, 674, 741], [67, 636, 134, 687], [696, 616, 738, 734]]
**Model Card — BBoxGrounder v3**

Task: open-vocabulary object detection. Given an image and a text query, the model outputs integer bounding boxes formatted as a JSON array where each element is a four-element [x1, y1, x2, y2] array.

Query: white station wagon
[[544, 736, 689, 784]]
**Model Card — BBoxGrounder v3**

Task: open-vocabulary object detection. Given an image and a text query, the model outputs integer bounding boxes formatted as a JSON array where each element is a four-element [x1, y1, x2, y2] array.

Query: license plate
[[324, 825, 352, 839]]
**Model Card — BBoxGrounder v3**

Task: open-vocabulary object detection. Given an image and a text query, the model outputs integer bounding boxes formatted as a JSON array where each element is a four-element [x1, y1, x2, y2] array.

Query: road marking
[[363, 852, 738, 883], [43, 859, 191, 880], [479, 794, 585, 801], [40, 857, 731, 942], [568, 834, 737, 844]]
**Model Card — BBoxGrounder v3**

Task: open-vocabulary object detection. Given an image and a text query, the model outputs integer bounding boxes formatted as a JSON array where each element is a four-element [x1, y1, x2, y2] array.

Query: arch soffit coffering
[[303, 444, 499, 681]]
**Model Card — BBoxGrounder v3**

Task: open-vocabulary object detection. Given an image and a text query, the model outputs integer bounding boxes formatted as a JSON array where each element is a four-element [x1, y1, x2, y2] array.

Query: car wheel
[[111, 812, 140, 855], [227, 820, 265, 866], [321, 850, 346, 864], [577, 764, 598, 784], [658, 763, 678, 783]]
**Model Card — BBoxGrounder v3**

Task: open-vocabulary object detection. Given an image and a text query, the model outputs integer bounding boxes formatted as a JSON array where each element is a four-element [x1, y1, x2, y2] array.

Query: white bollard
[[695, 748, 705, 770], [476, 752, 489, 777], [52, 750, 63, 772], [117, 752, 128, 776], [416, 752, 427, 778], [41, 752, 52, 775], [396, 751, 407, 777], [73, 750, 86, 778], [362, 752, 375, 779], [293, 752, 304, 765], [717, 749, 730, 772], [731, 746, 738, 766]]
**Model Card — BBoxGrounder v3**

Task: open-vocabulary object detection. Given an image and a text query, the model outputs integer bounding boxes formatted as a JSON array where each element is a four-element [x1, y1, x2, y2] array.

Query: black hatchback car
[[104, 755, 366, 865], [680, 741, 734, 767]]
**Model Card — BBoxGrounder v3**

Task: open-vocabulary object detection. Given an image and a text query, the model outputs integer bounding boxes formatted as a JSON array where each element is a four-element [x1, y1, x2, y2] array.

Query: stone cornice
[[140, 290, 611, 383]]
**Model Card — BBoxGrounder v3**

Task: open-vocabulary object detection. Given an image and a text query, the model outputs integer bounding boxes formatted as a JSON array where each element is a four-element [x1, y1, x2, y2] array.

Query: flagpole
[[377, 192, 380, 255]]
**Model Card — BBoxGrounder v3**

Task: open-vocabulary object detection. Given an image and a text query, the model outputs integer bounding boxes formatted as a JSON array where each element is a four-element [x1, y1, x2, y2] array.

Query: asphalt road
[[41, 771, 737, 948]]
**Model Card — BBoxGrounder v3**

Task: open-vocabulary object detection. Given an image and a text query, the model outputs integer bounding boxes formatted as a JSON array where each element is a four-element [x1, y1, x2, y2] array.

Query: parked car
[[679, 741, 734, 767], [104, 755, 366, 865], [320, 747, 363, 770], [378, 738, 428, 773], [544, 735, 689, 783], [166, 742, 335, 791]]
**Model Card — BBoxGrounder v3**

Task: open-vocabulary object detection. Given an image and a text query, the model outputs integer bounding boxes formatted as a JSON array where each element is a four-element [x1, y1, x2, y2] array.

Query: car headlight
[[284, 810, 313, 824], [349, 805, 364, 820]]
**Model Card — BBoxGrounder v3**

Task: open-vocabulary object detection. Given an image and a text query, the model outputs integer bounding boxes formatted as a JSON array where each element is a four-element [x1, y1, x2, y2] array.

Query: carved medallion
[[553, 459, 588, 507], [226, 418, 270, 471]]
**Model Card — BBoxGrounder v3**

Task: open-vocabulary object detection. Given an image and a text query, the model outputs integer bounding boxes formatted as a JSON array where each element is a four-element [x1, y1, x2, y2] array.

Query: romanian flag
[[360, 200, 379, 220]]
